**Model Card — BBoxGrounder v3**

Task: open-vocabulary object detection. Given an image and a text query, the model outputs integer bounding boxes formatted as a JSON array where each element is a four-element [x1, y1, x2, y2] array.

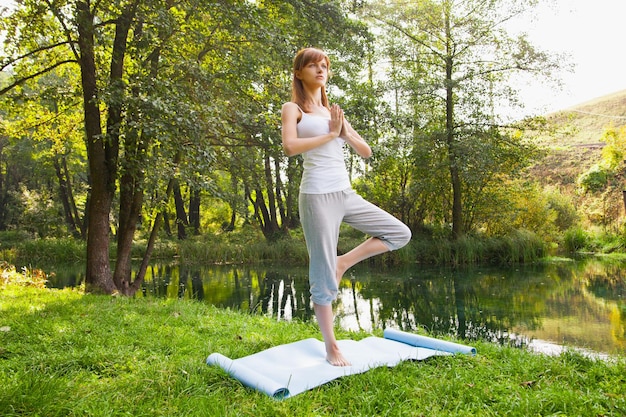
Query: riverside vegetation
[[1, 264, 625, 416], [1, 225, 549, 269]]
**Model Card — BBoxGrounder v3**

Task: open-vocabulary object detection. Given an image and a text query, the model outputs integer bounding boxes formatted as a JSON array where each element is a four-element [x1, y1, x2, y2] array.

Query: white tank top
[[296, 110, 351, 194]]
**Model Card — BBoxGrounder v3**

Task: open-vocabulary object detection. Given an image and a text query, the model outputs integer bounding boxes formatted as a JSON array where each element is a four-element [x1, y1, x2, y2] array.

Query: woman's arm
[[281, 102, 343, 157], [340, 118, 372, 159]]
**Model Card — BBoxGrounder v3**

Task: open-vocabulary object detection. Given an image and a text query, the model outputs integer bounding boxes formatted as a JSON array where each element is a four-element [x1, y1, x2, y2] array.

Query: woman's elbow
[[282, 143, 298, 157], [359, 146, 372, 159]]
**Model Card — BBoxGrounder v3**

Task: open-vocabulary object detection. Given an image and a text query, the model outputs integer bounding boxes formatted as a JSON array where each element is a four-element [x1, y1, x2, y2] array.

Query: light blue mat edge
[[207, 328, 476, 399]]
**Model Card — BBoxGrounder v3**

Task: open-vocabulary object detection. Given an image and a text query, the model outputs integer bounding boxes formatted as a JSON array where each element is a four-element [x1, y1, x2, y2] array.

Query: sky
[[1, 0, 625, 116], [507, 0, 626, 116]]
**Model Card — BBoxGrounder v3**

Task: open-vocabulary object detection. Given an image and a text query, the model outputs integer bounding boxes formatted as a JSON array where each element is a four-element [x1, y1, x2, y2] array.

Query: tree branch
[[0, 59, 78, 95], [1, 41, 75, 71]]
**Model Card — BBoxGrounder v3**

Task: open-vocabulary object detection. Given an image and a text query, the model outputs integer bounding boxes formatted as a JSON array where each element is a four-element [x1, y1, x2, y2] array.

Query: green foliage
[[351, 0, 555, 238], [0, 231, 31, 264], [12, 187, 64, 238], [578, 165, 610, 193], [406, 230, 545, 266], [544, 187, 579, 232], [600, 125, 626, 169], [0, 230, 32, 247], [0, 0, 606, 275], [474, 180, 576, 244], [553, 224, 626, 255], [130, 238, 180, 261], [571, 125, 626, 230]]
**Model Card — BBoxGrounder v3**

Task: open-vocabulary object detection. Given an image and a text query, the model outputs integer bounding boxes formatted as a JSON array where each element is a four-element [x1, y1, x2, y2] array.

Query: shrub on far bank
[[562, 225, 626, 254], [563, 226, 588, 253]]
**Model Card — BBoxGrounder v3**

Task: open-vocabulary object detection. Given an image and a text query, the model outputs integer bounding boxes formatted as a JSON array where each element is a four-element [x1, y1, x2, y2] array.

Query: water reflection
[[47, 258, 625, 355]]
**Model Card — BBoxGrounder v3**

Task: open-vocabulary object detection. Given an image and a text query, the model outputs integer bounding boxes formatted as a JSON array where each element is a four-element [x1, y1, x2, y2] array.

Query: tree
[[0, 60, 86, 237], [360, 0, 561, 238], [1, 0, 368, 295]]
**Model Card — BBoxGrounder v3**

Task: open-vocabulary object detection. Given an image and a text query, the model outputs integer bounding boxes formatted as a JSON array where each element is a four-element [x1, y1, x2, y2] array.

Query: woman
[[281, 47, 411, 366]]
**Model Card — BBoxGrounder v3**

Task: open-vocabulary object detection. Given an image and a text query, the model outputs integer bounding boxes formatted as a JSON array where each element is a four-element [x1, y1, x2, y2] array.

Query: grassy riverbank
[[1, 226, 547, 268], [1, 273, 625, 416]]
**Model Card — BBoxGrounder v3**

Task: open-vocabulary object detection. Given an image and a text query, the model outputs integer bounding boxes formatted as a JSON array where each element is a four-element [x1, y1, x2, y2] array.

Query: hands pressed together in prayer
[[328, 104, 372, 159]]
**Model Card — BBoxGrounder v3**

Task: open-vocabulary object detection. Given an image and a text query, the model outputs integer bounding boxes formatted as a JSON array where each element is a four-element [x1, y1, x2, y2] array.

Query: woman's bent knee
[[389, 224, 411, 251]]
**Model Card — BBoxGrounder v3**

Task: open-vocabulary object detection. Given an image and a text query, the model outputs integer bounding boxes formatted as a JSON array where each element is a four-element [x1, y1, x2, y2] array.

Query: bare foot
[[336, 255, 348, 285], [326, 344, 351, 367]]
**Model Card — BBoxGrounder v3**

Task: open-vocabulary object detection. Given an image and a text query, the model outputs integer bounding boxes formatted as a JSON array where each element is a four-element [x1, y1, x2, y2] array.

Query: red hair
[[291, 47, 331, 112]]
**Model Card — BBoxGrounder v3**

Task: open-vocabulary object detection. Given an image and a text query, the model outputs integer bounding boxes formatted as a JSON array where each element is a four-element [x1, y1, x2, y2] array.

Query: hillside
[[528, 89, 626, 189]]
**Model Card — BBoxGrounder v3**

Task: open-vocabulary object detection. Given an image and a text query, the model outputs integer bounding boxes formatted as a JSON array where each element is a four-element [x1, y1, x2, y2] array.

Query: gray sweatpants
[[299, 188, 411, 305]]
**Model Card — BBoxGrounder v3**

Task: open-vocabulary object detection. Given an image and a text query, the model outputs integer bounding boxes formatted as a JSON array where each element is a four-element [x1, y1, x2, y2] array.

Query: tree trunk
[[77, 1, 116, 294], [224, 174, 238, 232], [173, 180, 188, 240], [0, 139, 7, 230], [284, 157, 300, 228], [62, 155, 85, 238], [263, 149, 280, 234], [53, 154, 80, 238], [163, 210, 172, 236], [445, 10, 463, 240], [189, 187, 201, 235], [110, 2, 154, 295], [129, 177, 177, 294], [274, 156, 286, 227], [250, 186, 282, 241], [113, 150, 144, 294]]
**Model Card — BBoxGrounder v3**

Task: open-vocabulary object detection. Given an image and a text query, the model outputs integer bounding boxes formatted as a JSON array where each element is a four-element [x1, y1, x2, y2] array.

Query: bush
[[0, 230, 33, 247], [545, 187, 579, 232], [563, 227, 588, 252]]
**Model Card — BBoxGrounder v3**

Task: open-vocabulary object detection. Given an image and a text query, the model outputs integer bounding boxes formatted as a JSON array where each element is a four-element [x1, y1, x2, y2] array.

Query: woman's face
[[296, 58, 329, 88]]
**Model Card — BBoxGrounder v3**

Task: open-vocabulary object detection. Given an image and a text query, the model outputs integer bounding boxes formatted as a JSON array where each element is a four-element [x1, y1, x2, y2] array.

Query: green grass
[[1, 277, 625, 416]]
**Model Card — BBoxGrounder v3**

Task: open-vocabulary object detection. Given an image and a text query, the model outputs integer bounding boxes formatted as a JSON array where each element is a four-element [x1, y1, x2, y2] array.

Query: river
[[48, 257, 626, 357]]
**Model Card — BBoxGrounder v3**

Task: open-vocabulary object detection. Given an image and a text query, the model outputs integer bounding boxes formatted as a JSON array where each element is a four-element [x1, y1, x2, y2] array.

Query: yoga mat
[[206, 328, 476, 399]]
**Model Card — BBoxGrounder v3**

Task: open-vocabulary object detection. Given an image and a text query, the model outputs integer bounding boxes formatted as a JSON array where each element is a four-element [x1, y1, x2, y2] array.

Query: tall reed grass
[[3, 226, 547, 268], [177, 230, 309, 265], [563, 226, 589, 253], [402, 230, 545, 266], [15, 238, 86, 265]]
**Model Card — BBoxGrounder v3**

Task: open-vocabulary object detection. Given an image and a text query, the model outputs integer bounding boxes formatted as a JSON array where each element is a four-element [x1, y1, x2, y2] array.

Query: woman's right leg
[[336, 237, 389, 284], [299, 191, 351, 366], [337, 190, 411, 282]]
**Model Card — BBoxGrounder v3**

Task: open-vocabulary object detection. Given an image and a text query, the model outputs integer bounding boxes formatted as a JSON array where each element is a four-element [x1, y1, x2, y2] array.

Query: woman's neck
[[305, 100, 325, 108], [303, 86, 324, 108]]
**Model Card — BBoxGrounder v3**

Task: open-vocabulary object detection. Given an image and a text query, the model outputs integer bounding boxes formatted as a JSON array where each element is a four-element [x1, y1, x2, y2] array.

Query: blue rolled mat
[[383, 328, 477, 355]]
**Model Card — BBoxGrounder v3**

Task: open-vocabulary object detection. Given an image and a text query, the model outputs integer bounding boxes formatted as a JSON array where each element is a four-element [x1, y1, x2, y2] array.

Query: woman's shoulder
[[282, 101, 301, 112], [282, 102, 303, 120]]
